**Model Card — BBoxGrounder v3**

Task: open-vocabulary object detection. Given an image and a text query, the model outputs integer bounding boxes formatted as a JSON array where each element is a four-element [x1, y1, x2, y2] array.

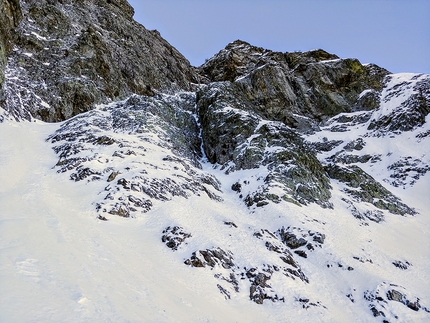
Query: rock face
[[367, 73, 430, 133], [48, 92, 222, 218], [0, 0, 21, 106], [199, 40, 390, 129], [197, 85, 333, 208], [325, 164, 415, 216], [1, 0, 201, 122]]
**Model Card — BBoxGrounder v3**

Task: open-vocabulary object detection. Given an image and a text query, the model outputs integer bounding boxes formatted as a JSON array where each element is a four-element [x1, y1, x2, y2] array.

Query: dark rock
[[297, 297, 326, 310], [365, 282, 428, 320], [387, 157, 430, 187], [199, 40, 389, 125], [49, 93, 222, 217], [197, 85, 332, 208], [2, 0, 202, 122], [107, 171, 120, 182], [217, 284, 231, 300], [370, 306, 384, 317], [353, 89, 381, 111], [117, 178, 130, 190], [0, 0, 22, 103], [185, 248, 234, 269], [70, 167, 101, 182], [416, 129, 430, 140], [325, 164, 415, 215], [407, 300, 421, 311], [294, 250, 307, 258], [278, 231, 307, 249], [312, 232, 326, 244], [162, 226, 192, 251], [224, 221, 237, 228], [231, 182, 242, 193], [392, 260, 412, 270], [95, 136, 116, 145], [328, 153, 379, 165], [249, 272, 271, 304], [108, 204, 129, 217], [387, 289, 404, 302], [368, 75, 430, 133], [255, 229, 308, 283], [276, 227, 325, 255], [308, 139, 343, 152], [343, 138, 365, 151], [256, 201, 269, 207]]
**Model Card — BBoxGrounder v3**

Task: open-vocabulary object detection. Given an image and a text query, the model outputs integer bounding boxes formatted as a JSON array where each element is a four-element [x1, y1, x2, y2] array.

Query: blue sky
[[128, 0, 430, 74]]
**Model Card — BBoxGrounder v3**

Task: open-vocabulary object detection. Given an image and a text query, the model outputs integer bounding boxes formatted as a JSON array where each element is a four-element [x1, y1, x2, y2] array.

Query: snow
[[319, 58, 342, 64], [0, 120, 270, 322], [30, 31, 49, 41], [1, 74, 430, 321], [358, 89, 373, 99], [371, 73, 428, 121]]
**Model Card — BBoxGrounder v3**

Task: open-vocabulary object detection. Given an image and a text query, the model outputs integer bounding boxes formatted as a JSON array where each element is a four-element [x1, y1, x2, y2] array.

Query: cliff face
[[1, 0, 201, 122], [199, 40, 390, 130], [0, 0, 21, 102]]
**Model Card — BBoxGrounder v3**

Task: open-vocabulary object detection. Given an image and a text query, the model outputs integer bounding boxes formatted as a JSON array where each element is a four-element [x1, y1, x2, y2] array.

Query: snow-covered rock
[[1, 1, 429, 322]]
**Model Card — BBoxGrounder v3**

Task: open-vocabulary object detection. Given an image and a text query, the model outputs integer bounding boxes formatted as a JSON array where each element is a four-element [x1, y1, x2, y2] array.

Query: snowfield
[[1, 74, 430, 323], [0, 120, 270, 322]]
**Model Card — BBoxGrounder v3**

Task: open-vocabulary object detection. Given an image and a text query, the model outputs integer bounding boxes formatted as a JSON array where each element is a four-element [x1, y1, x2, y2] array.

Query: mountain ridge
[[1, 1, 429, 322]]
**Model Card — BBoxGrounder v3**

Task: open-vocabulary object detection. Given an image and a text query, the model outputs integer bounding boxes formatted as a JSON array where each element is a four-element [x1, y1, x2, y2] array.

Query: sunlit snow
[[0, 73, 429, 322]]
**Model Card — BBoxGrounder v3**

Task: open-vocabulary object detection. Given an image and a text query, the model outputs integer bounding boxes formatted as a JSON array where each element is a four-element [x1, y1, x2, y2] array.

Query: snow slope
[[0, 120, 268, 322], [1, 73, 429, 323]]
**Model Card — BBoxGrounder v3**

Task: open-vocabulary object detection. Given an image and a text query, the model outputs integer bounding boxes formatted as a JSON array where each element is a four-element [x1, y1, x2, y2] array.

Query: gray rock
[[387, 157, 430, 187], [162, 226, 192, 251], [197, 83, 332, 208], [368, 75, 430, 133], [199, 41, 389, 126], [392, 260, 412, 270], [325, 164, 415, 216], [2, 0, 202, 122], [49, 92, 222, 217], [364, 281, 430, 320], [277, 227, 325, 252], [184, 247, 234, 269], [0, 0, 21, 110]]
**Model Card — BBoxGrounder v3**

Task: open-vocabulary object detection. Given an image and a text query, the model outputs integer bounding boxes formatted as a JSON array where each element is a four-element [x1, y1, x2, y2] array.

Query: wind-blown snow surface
[[0, 120, 268, 322], [1, 74, 430, 323]]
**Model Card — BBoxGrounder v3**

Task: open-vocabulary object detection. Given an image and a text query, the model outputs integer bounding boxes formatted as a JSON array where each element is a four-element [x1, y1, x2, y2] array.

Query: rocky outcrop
[[194, 40, 399, 210], [364, 282, 430, 320], [162, 226, 192, 251], [1, 0, 201, 122], [183, 229, 309, 304], [198, 40, 390, 130], [367, 73, 430, 134], [3, 1, 428, 318], [0, 0, 21, 109], [48, 92, 222, 218], [197, 80, 332, 208], [325, 164, 415, 216]]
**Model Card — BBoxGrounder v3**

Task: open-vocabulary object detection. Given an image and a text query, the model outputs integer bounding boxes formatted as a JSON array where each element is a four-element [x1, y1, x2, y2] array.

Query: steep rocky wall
[[2, 0, 201, 122], [199, 40, 390, 127], [0, 0, 21, 102]]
